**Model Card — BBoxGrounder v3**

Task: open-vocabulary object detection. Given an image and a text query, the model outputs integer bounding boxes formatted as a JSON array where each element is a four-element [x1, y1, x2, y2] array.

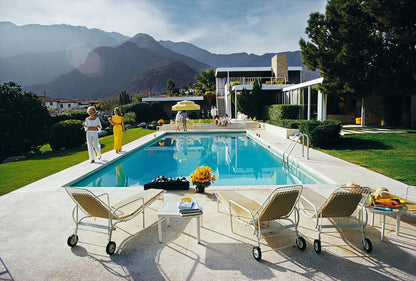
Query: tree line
[[300, 0, 415, 126]]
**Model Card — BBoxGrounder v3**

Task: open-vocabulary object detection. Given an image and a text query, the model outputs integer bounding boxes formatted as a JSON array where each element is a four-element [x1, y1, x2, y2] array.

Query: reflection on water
[[73, 133, 322, 187], [116, 164, 127, 187]]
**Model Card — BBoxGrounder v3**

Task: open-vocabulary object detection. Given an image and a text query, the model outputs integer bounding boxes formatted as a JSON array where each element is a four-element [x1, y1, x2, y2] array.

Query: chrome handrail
[[282, 133, 309, 164]]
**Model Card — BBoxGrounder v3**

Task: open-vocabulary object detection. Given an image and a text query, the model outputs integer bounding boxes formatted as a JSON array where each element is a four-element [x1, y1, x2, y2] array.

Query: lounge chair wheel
[[106, 241, 116, 255], [296, 237, 306, 250], [252, 246, 262, 261], [363, 238, 373, 253], [67, 235, 78, 247], [313, 239, 321, 254]]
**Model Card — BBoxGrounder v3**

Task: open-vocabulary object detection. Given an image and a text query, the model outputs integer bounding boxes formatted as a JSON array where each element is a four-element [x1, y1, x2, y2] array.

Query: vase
[[195, 183, 209, 193]]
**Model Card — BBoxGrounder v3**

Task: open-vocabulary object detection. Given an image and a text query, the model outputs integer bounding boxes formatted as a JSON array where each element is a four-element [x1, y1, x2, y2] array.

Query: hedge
[[48, 120, 85, 150], [119, 101, 167, 123], [50, 111, 89, 124], [123, 112, 136, 125], [269, 119, 301, 129], [298, 120, 341, 147], [265, 104, 301, 121]]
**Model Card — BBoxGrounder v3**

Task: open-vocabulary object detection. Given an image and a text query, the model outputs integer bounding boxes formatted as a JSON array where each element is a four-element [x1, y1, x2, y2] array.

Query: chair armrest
[[300, 194, 319, 218], [96, 192, 110, 206]]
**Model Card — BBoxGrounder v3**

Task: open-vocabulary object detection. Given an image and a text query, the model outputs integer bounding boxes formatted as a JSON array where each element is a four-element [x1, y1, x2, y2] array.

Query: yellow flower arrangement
[[189, 166, 216, 188], [157, 119, 165, 125]]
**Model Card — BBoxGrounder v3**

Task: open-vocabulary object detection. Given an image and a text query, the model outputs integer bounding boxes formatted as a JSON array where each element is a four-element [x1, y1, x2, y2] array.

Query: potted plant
[[189, 166, 216, 193]]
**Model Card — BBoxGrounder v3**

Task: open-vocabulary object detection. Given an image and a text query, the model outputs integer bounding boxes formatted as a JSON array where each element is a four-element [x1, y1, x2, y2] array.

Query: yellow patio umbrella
[[172, 100, 200, 111]]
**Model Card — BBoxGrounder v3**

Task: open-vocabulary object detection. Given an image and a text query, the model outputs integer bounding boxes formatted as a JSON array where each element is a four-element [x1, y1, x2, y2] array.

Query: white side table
[[366, 205, 408, 241], [157, 200, 203, 243]]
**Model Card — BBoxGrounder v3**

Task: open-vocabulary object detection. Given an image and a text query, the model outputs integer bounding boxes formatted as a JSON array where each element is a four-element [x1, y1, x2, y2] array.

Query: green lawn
[[0, 128, 155, 196], [317, 133, 416, 186]]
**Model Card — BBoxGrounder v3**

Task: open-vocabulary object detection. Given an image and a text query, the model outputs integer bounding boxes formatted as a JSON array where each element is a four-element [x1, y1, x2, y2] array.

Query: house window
[[68, 104, 71, 108], [50, 102, 53, 106], [60, 104, 63, 108]]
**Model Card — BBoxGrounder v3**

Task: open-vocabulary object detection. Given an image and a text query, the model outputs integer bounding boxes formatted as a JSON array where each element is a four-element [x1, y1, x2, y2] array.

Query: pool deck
[[0, 129, 415, 280]]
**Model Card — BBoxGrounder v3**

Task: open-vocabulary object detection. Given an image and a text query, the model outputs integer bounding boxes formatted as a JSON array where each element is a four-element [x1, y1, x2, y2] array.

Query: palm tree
[[166, 79, 175, 96], [194, 68, 215, 96]]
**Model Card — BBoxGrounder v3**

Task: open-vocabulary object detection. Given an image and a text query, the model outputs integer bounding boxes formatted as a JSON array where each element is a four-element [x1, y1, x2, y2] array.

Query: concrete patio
[[0, 128, 415, 280]]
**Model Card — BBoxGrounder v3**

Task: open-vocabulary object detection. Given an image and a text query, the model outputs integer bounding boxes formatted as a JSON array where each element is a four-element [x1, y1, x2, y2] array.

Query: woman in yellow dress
[[107, 107, 125, 153]]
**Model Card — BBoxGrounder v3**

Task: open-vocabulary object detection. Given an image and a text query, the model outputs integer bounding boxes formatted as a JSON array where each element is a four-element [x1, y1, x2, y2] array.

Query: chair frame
[[65, 187, 165, 255], [301, 186, 372, 254], [216, 185, 306, 261]]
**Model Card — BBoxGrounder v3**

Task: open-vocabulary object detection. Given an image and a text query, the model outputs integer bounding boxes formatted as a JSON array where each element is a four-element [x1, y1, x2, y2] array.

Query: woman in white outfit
[[83, 106, 102, 163], [175, 111, 181, 131]]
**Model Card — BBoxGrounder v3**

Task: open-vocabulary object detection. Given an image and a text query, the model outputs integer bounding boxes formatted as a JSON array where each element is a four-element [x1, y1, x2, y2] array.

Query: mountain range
[[0, 22, 320, 99]]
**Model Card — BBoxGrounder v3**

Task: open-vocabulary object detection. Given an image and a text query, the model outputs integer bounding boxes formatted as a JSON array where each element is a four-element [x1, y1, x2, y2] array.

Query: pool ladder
[[282, 133, 309, 164]]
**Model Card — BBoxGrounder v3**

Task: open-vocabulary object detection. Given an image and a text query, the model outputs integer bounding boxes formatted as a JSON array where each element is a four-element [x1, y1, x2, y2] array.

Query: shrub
[[48, 120, 85, 150], [299, 120, 341, 147], [265, 104, 301, 122], [123, 112, 136, 125], [0, 82, 50, 159], [275, 119, 301, 129], [119, 101, 167, 123], [276, 104, 301, 120], [150, 102, 168, 120], [51, 111, 88, 124], [120, 102, 152, 122]]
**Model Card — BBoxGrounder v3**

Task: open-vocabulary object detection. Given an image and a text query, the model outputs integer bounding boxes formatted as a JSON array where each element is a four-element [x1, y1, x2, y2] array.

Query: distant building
[[38, 96, 99, 112]]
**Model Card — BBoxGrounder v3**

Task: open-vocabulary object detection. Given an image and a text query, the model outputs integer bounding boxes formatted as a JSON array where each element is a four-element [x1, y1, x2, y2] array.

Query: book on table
[[178, 199, 202, 216]]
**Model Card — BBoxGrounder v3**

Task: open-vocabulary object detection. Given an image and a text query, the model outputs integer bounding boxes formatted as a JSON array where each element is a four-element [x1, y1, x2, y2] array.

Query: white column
[[307, 86, 311, 120], [317, 90, 326, 121], [361, 97, 366, 127]]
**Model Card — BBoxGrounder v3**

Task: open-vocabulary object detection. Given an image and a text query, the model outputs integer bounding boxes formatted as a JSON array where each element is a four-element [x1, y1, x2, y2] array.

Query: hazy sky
[[0, 0, 327, 55]]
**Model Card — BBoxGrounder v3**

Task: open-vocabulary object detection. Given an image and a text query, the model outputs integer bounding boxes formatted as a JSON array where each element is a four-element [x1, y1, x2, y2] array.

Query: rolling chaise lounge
[[215, 185, 306, 261], [300, 186, 372, 253], [65, 187, 165, 255]]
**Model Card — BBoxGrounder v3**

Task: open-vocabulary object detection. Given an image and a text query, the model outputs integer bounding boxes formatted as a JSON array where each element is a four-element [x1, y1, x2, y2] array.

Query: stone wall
[[271, 54, 288, 81]]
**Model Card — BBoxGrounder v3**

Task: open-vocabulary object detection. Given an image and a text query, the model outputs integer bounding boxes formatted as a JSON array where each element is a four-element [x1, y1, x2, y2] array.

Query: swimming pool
[[70, 132, 327, 187]]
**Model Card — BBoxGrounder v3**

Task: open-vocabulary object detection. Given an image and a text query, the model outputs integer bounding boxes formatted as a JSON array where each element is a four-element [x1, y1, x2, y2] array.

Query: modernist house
[[215, 54, 407, 127], [215, 54, 305, 119]]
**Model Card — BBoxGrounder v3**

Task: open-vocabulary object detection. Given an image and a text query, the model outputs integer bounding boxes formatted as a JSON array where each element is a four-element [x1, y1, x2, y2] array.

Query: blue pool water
[[71, 132, 325, 187]]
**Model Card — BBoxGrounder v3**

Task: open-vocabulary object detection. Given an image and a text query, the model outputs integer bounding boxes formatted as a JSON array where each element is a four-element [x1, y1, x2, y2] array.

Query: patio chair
[[300, 186, 372, 254], [404, 186, 416, 214], [65, 187, 165, 255], [215, 185, 306, 261]]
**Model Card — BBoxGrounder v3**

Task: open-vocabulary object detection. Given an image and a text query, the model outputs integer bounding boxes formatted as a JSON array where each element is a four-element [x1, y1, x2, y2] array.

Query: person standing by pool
[[108, 107, 125, 153], [210, 105, 217, 124], [181, 111, 187, 131], [83, 106, 102, 163], [175, 110, 181, 131]]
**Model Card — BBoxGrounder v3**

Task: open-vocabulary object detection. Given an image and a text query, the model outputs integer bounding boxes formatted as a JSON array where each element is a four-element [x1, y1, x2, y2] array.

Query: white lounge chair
[[300, 186, 372, 253], [215, 185, 305, 261], [65, 187, 165, 255]]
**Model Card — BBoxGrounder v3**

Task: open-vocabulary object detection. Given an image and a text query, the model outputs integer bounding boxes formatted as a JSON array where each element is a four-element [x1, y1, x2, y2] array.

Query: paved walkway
[[341, 125, 409, 135], [0, 129, 415, 280]]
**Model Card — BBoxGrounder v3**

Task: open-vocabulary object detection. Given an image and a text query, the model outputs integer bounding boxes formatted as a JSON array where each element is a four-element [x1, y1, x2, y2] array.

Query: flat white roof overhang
[[142, 96, 204, 102], [283, 77, 323, 91], [232, 84, 289, 91], [215, 66, 303, 78]]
